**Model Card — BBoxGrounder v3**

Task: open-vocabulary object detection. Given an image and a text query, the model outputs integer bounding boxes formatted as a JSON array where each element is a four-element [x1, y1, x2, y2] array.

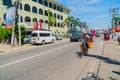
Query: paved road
[[0, 38, 119, 80]]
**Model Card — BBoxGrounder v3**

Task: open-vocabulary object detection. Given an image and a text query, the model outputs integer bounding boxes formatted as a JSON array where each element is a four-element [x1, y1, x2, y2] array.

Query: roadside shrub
[[0, 26, 6, 41], [63, 33, 67, 38], [0, 26, 12, 43], [14, 23, 27, 44]]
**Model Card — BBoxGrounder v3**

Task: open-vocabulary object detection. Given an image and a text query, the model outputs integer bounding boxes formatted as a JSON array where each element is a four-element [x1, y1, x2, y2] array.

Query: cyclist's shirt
[[83, 35, 89, 42]]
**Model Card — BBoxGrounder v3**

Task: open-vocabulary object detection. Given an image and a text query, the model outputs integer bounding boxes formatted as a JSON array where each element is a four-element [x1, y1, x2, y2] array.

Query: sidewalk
[[0, 43, 11, 53], [98, 40, 120, 79], [0, 43, 33, 53], [0, 38, 69, 53]]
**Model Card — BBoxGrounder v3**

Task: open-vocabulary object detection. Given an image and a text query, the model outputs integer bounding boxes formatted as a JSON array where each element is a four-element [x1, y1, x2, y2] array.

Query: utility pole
[[18, 0, 21, 46], [109, 8, 119, 28], [15, 0, 21, 46]]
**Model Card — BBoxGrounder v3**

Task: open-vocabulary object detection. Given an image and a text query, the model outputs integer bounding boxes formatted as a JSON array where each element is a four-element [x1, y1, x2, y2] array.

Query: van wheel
[[52, 39, 55, 43], [41, 40, 45, 45]]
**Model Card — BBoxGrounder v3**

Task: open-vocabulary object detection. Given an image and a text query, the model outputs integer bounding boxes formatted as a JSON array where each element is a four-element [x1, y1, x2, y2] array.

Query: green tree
[[115, 17, 120, 26], [14, 23, 27, 44], [4, 28, 12, 39], [0, 26, 12, 43]]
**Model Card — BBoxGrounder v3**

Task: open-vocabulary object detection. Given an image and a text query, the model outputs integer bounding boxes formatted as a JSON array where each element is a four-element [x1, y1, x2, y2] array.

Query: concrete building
[[0, 0, 71, 35]]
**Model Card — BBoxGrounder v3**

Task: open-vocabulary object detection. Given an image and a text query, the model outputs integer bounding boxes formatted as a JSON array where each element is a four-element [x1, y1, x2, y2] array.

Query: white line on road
[[0, 43, 74, 69], [87, 40, 103, 76]]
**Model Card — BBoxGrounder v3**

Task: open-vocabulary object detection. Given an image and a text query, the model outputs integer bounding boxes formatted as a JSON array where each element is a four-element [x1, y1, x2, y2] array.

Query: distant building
[[0, 0, 71, 35]]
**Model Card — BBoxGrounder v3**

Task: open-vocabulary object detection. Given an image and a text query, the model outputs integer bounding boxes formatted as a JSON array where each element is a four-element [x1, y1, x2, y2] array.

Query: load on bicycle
[[80, 32, 93, 56]]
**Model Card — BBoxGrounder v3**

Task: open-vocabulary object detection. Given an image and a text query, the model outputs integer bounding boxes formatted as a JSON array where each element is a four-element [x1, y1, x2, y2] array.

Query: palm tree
[[71, 18, 82, 30], [47, 9, 56, 31], [62, 16, 74, 30]]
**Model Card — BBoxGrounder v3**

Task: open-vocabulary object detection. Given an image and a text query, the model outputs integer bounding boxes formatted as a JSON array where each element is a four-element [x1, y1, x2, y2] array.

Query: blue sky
[[56, 0, 120, 29]]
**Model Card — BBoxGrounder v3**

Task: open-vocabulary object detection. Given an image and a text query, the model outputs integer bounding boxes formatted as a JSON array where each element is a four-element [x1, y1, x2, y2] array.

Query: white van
[[31, 30, 56, 44]]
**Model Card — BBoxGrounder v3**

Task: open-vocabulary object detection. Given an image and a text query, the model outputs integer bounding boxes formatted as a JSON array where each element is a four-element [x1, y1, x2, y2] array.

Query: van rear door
[[31, 33, 39, 43]]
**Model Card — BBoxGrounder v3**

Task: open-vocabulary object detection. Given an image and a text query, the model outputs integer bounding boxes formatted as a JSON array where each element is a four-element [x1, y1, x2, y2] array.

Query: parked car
[[24, 35, 31, 44], [54, 35, 62, 40]]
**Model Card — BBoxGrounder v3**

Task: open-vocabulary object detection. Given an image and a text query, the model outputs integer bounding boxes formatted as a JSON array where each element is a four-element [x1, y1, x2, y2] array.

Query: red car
[[104, 33, 110, 40]]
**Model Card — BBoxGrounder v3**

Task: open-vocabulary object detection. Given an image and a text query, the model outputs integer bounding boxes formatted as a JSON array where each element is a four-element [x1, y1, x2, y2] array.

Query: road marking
[[0, 43, 74, 68], [88, 40, 103, 77]]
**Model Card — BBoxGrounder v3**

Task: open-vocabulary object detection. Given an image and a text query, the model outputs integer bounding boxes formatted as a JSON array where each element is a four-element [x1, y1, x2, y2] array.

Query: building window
[[16, 15, 23, 22], [32, 6, 37, 13], [54, 13, 56, 18], [45, 20, 48, 23], [25, 16, 31, 22], [33, 18, 37, 22], [53, 4, 56, 10], [57, 15, 60, 19], [39, 8, 43, 15], [54, 23, 56, 27], [44, 10, 48, 16], [38, 0, 43, 4], [44, 1, 48, 7], [32, 0, 37, 2], [58, 23, 60, 27], [60, 8, 63, 12], [49, 3, 52, 8], [39, 19, 43, 23], [20, 16, 23, 22], [50, 12, 52, 17], [24, 4, 31, 12], [4, 13, 6, 20], [3, 0, 12, 6], [57, 6, 60, 11], [61, 15, 63, 20]]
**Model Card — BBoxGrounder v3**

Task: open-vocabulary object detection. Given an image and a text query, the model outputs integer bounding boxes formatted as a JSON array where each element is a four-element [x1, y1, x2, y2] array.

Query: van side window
[[40, 33, 50, 37]]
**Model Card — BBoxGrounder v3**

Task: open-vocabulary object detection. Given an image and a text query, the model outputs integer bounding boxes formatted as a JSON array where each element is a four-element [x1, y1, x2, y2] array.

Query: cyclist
[[81, 33, 90, 55]]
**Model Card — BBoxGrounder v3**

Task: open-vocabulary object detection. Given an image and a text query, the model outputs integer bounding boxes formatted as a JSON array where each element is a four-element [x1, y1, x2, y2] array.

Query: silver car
[[54, 35, 62, 40], [24, 35, 31, 44]]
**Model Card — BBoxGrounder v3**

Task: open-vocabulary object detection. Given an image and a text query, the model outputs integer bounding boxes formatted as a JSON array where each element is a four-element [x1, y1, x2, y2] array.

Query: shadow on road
[[112, 70, 120, 75], [76, 52, 82, 58], [83, 54, 120, 66]]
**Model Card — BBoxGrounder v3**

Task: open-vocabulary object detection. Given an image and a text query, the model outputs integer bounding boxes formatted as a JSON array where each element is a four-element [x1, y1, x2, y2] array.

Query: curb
[[0, 39, 68, 54], [0, 51, 5, 53]]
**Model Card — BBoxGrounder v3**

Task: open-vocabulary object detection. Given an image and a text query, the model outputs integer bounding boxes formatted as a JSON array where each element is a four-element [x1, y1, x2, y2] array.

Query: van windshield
[[31, 33, 38, 37]]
